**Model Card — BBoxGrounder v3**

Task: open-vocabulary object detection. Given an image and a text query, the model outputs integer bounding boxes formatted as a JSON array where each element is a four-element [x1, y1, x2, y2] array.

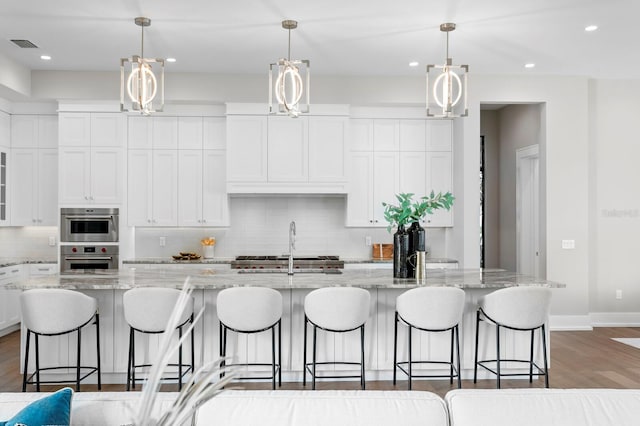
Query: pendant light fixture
[[120, 17, 165, 115], [426, 23, 468, 118], [269, 20, 310, 118]]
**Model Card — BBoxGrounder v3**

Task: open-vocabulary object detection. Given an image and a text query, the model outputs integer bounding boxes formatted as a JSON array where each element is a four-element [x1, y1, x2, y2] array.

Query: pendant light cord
[[141, 23, 145, 58], [287, 28, 291, 61]]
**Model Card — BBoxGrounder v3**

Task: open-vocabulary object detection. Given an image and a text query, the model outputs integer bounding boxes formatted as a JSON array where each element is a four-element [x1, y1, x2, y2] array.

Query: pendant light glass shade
[[426, 23, 468, 118], [120, 17, 164, 115], [269, 20, 310, 117]]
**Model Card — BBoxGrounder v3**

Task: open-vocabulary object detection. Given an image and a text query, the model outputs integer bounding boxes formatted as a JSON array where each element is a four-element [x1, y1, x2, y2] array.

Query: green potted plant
[[382, 193, 414, 278]]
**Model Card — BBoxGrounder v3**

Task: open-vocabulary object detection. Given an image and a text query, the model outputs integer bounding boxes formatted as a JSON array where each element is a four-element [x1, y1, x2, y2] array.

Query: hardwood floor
[[2, 327, 640, 398]]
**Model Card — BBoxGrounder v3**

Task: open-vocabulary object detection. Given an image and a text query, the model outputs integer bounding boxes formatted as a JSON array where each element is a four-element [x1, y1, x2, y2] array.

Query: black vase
[[407, 221, 426, 277], [393, 224, 410, 278]]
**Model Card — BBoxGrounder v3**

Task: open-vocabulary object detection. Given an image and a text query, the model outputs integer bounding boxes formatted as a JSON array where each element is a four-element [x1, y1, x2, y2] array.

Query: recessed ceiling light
[[409, 61, 419, 67], [166, 57, 176, 63], [585, 25, 598, 32], [524, 63, 536, 69], [40, 55, 51, 60]]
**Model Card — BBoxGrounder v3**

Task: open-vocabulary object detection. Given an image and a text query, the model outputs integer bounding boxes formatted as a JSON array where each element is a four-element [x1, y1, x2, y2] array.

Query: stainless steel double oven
[[60, 208, 119, 272]]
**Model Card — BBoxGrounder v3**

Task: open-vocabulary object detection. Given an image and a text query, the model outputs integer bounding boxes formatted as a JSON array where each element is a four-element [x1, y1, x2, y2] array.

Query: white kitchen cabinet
[[399, 120, 426, 151], [424, 151, 453, 226], [59, 146, 123, 205], [0, 111, 9, 148], [128, 116, 178, 150], [349, 119, 373, 152], [226, 115, 268, 182], [178, 117, 203, 150], [11, 149, 58, 226], [178, 150, 229, 227], [426, 120, 452, 151], [11, 115, 58, 149], [0, 265, 23, 336], [58, 112, 125, 205], [399, 151, 426, 197], [308, 116, 347, 182], [373, 120, 399, 151], [127, 149, 178, 226], [0, 149, 7, 226], [203, 117, 226, 150], [346, 151, 398, 227], [267, 116, 308, 182]]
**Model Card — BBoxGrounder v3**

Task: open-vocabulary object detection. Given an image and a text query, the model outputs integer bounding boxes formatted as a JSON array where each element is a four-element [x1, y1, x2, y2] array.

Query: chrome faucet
[[288, 220, 296, 275]]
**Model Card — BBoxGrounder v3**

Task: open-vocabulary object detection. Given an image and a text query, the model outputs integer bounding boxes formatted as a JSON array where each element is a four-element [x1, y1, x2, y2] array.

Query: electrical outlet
[[561, 239, 575, 249], [365, 236, 372, 246], [616, 290, 623, 300], [48, 236, 56, 246], [159, 236, 166, 247]]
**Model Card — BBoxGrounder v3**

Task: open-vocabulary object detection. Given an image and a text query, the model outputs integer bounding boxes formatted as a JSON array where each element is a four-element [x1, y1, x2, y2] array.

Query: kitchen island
[[12, 268, 565, 384]]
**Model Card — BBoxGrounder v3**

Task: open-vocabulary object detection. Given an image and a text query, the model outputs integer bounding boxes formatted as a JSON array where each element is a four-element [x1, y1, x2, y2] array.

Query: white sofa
[[2, 388, 640, 425]]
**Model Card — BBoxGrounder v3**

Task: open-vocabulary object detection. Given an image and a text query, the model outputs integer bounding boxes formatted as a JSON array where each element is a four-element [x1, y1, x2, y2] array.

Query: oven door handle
[[64, 256, 113, 261], [63, 216, 115, 220]]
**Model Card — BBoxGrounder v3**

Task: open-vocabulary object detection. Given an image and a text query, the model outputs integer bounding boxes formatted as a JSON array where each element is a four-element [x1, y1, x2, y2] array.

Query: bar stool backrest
[[480, 286, 552, 329], [217, 287, 282, 331], [305, 287, 371, 331], [397, 287, 465, 330], [20, 289, 97, 335], [123, 287, 193, 332]]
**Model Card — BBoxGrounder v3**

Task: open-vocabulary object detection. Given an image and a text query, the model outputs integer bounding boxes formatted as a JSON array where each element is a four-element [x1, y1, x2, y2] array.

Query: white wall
[[133, 196, 450, 260], [0, 52, 31, 100], [0, 227, 57, 259]]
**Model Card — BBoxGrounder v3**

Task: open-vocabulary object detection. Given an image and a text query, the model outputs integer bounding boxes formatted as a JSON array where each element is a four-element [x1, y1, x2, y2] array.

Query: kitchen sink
[[237, 268, 342, 275]]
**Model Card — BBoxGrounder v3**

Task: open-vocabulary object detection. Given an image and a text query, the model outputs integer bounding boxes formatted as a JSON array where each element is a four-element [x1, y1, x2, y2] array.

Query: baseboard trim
[[549, 315, 593, 331], [589, 312, 640, 327]]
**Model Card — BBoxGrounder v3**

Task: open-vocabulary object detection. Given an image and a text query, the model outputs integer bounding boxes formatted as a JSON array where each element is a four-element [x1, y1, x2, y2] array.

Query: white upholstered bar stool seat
[[473, 286, 552, 388], [217, 287, 283, 389], [20, 289, 101, 392], [123, 287, 195, 391], [303, 287, 371, 390], [393, 286, 465, 389]]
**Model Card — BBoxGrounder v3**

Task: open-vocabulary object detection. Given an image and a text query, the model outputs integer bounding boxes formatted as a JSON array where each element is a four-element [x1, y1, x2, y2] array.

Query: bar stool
[[473, 286, 552, 388], [217, 287, 282, 389], [123, 287, 195, 391], [21, 289, 101, 392], [393, 286, 465, 389], [303, 287, 371, 390]]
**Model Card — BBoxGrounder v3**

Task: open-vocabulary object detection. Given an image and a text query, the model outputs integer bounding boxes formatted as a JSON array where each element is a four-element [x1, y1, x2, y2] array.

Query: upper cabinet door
[[152, 117, 178, 149], [425, 151, 453, 227], [38, 149, 58, 225], [177, 150, 203, 227], [202, 150, 228, 226], [426, 120, 452, 151], [178, 117, 203, 150], [59, 113, 91, 146], [267, 116, 308, 182], [90, 147, 123, 204], [399, 120, 426, 152], [127, 116, 153, 149], [91, 113, 125, 147], [38, 115, 58, 149], [308, 117, 347, 182], [10, 149, 38, 225], [227, 116, 268, 182], [58, 147, 91, 203], [373, 120, 399, 151], [10, 116, 38, 148], [349, 119, 373, 152], [203, 117, 226, 150]]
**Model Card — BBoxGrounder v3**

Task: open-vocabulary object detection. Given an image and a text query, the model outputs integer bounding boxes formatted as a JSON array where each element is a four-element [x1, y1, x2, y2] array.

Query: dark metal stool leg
[[312, 325, 317, 390], [271, 325, 276, 390], [22, 330, 31, 392], [131, 330, 136, 389], [361, 325, 366, 390], [126, 327, 133, 391], [542, 324, 549, 388], [76, 328, 82, 392], [278, 320, 282, 386], [190, 315, 195, 377], [450, 328, 455, 384], [455, 325, 462, 389], [393, 312, 398, 385], [303, 316, 308, 386], [178, 326, 183, 391], [529, 329, 535, 383], [408, 324, 412, 390], [35, 334, 40, 392], [495, 324, 501, 389], [474, 310, 480, 383], [95, 314, 101, 390]]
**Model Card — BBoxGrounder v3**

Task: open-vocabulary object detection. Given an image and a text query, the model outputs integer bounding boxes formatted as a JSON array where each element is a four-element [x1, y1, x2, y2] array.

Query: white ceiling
[[0, 0, 638, 79]]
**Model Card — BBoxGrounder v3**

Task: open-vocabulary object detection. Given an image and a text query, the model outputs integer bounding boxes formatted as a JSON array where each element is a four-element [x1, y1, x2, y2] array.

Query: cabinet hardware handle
[[0, 272, 6, 276], [11, 269, 19, 273]]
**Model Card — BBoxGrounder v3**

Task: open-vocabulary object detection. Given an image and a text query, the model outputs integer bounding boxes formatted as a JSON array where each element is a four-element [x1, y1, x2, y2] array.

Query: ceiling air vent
[[11, 39, 38, 48]]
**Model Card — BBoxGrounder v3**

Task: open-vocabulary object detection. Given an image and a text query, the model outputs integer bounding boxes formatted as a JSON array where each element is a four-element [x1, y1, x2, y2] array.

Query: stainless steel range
[[231, 255, 344, 271], [60, 245, 119, 272]]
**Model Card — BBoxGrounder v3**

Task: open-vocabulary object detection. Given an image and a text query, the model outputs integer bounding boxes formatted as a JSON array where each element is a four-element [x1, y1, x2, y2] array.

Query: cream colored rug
[[612, 338, 640, 349]]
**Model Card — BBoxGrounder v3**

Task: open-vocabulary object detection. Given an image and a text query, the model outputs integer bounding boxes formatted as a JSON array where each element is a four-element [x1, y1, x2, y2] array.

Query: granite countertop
[[0, 259, 57, 268], [8, 268, 565, 290], [123, 257, 458, 265]]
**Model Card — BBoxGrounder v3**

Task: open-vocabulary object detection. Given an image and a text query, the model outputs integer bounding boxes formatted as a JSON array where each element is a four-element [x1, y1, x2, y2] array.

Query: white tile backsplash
[[134, 196, 449, 260], [0, 227, 58, 258]]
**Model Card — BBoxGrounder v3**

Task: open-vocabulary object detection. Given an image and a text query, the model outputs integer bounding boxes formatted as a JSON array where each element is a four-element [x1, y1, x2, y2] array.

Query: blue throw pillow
[[0, 387, 72, 426]]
